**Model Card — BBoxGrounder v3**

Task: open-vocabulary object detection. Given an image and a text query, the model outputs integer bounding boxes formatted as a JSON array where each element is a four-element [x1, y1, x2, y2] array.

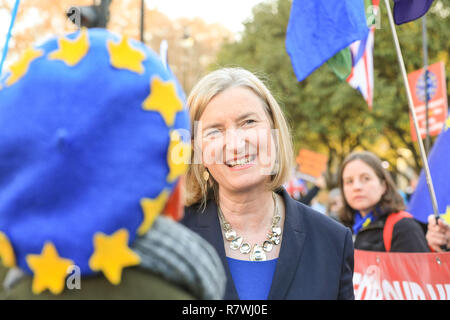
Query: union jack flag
[[346, 0, 379, 109], [285, 177, 308, 200]]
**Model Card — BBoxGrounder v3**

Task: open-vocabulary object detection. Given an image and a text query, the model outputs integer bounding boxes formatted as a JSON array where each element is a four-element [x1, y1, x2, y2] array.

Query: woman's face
[[197, 86, 276, 194], [342, 159, 386, 216]]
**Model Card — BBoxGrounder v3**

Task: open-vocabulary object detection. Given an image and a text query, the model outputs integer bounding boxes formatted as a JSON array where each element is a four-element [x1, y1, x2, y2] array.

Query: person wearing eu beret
[[0, 28, 225, 299]]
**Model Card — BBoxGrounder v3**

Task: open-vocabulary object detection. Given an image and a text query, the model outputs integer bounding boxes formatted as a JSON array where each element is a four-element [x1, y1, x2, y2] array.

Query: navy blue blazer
[[181, 188, 355, 300]]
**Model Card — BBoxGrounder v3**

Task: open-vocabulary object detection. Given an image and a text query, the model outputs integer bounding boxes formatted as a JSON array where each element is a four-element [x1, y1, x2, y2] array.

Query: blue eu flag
[[408, 117, 450, 223], [285, 0, 369, 82]]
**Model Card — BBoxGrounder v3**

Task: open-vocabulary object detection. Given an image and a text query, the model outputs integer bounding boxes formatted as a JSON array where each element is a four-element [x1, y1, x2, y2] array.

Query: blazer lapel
[[267, 188, 307, 300], [189, 200, 240, 300]]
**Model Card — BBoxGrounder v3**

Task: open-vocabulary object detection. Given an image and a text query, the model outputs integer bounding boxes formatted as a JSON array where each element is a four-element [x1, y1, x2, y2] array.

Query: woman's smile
[[225, 154, 257, 169]]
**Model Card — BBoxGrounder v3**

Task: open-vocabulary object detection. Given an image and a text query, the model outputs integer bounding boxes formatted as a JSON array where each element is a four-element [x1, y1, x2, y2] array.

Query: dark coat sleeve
[[338, 228, 355, 300], [390, 218, 430, 252]]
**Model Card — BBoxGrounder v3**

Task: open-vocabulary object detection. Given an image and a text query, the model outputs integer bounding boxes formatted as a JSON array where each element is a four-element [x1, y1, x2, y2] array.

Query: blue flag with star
[[408, 116, 450, 224]]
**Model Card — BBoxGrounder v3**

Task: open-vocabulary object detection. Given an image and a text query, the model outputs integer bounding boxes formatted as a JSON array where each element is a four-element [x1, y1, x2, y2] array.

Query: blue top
[[226, 257, 278, 300]]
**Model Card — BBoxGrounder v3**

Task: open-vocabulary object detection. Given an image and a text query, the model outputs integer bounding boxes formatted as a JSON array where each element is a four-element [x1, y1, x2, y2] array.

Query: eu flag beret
[[0, 28, 190, 293]]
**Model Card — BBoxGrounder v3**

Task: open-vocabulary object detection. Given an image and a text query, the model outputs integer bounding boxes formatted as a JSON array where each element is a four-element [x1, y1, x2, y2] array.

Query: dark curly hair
[[338, 151, 405, 229]]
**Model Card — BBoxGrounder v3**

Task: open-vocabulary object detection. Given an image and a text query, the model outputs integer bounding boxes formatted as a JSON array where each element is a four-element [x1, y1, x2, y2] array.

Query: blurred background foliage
[[1, 0, 449, 188], [213, 0, 450, 187]]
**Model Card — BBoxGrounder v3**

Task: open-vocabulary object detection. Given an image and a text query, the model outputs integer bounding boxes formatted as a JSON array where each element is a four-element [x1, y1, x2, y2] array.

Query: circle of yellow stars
[[0, 29, 191, 294]]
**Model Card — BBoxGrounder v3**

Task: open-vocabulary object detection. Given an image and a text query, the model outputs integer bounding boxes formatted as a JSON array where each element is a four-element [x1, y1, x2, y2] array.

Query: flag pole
[[382, 0, 440, 218], [422, 15, 430, 155], [140, 0, 145, 43], [0, 0, 21, 75]]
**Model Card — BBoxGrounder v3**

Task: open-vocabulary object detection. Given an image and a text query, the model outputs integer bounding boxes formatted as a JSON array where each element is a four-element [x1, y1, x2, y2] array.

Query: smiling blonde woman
[[185, 68, 293, 209], [181, 67, 355, 300]]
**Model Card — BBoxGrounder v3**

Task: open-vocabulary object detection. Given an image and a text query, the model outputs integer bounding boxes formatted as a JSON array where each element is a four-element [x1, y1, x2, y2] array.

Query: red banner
[[407, 61, 448, 141], [354, 249, 450, 300]]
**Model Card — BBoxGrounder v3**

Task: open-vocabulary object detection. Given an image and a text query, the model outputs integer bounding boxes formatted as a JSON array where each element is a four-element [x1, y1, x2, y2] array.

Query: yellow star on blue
[[142, 77, 184, 127], [89, 229, 141, 285], [167, 130, 191, 182], [138, 190, 169, 236], [445, 116, 450, 132], [6, 47, 43, 86], [362, 217, 372, 228], [48, 28, 90, 66], [0, 231, 15, 268], [441, 205, 450, 224], [107, 36, 146, 74], [26, 242, 74, 295]]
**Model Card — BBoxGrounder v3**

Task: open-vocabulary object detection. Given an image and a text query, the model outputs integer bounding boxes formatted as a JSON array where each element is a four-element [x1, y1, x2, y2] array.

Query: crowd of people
[[0, 28, 448, 300], [286, 152, 449, 254]]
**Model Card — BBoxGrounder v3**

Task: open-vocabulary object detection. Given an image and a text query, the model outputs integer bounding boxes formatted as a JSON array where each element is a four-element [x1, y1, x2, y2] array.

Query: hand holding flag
[[408, 117, 450, 224]]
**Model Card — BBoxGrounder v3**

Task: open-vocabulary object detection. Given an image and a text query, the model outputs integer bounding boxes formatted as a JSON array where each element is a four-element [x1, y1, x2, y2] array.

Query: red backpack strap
[[383, 211, 413, 252]]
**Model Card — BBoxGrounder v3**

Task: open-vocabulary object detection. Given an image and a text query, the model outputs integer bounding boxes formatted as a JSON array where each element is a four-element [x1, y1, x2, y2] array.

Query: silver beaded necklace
[[217, 192, 282, 261]]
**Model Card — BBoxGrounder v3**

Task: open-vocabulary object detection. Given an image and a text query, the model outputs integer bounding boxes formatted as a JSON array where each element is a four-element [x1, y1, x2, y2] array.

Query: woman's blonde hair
[[185, 67, 294, 209]]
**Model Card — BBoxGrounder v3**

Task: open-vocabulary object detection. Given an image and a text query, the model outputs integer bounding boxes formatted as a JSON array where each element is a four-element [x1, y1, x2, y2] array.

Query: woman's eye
[[204, 130, 220, 138], [244, 119, 256, 125]]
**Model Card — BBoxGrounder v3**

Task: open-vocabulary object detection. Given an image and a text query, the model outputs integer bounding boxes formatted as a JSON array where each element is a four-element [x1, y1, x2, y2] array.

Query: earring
[[203, 170, 209, 182]]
